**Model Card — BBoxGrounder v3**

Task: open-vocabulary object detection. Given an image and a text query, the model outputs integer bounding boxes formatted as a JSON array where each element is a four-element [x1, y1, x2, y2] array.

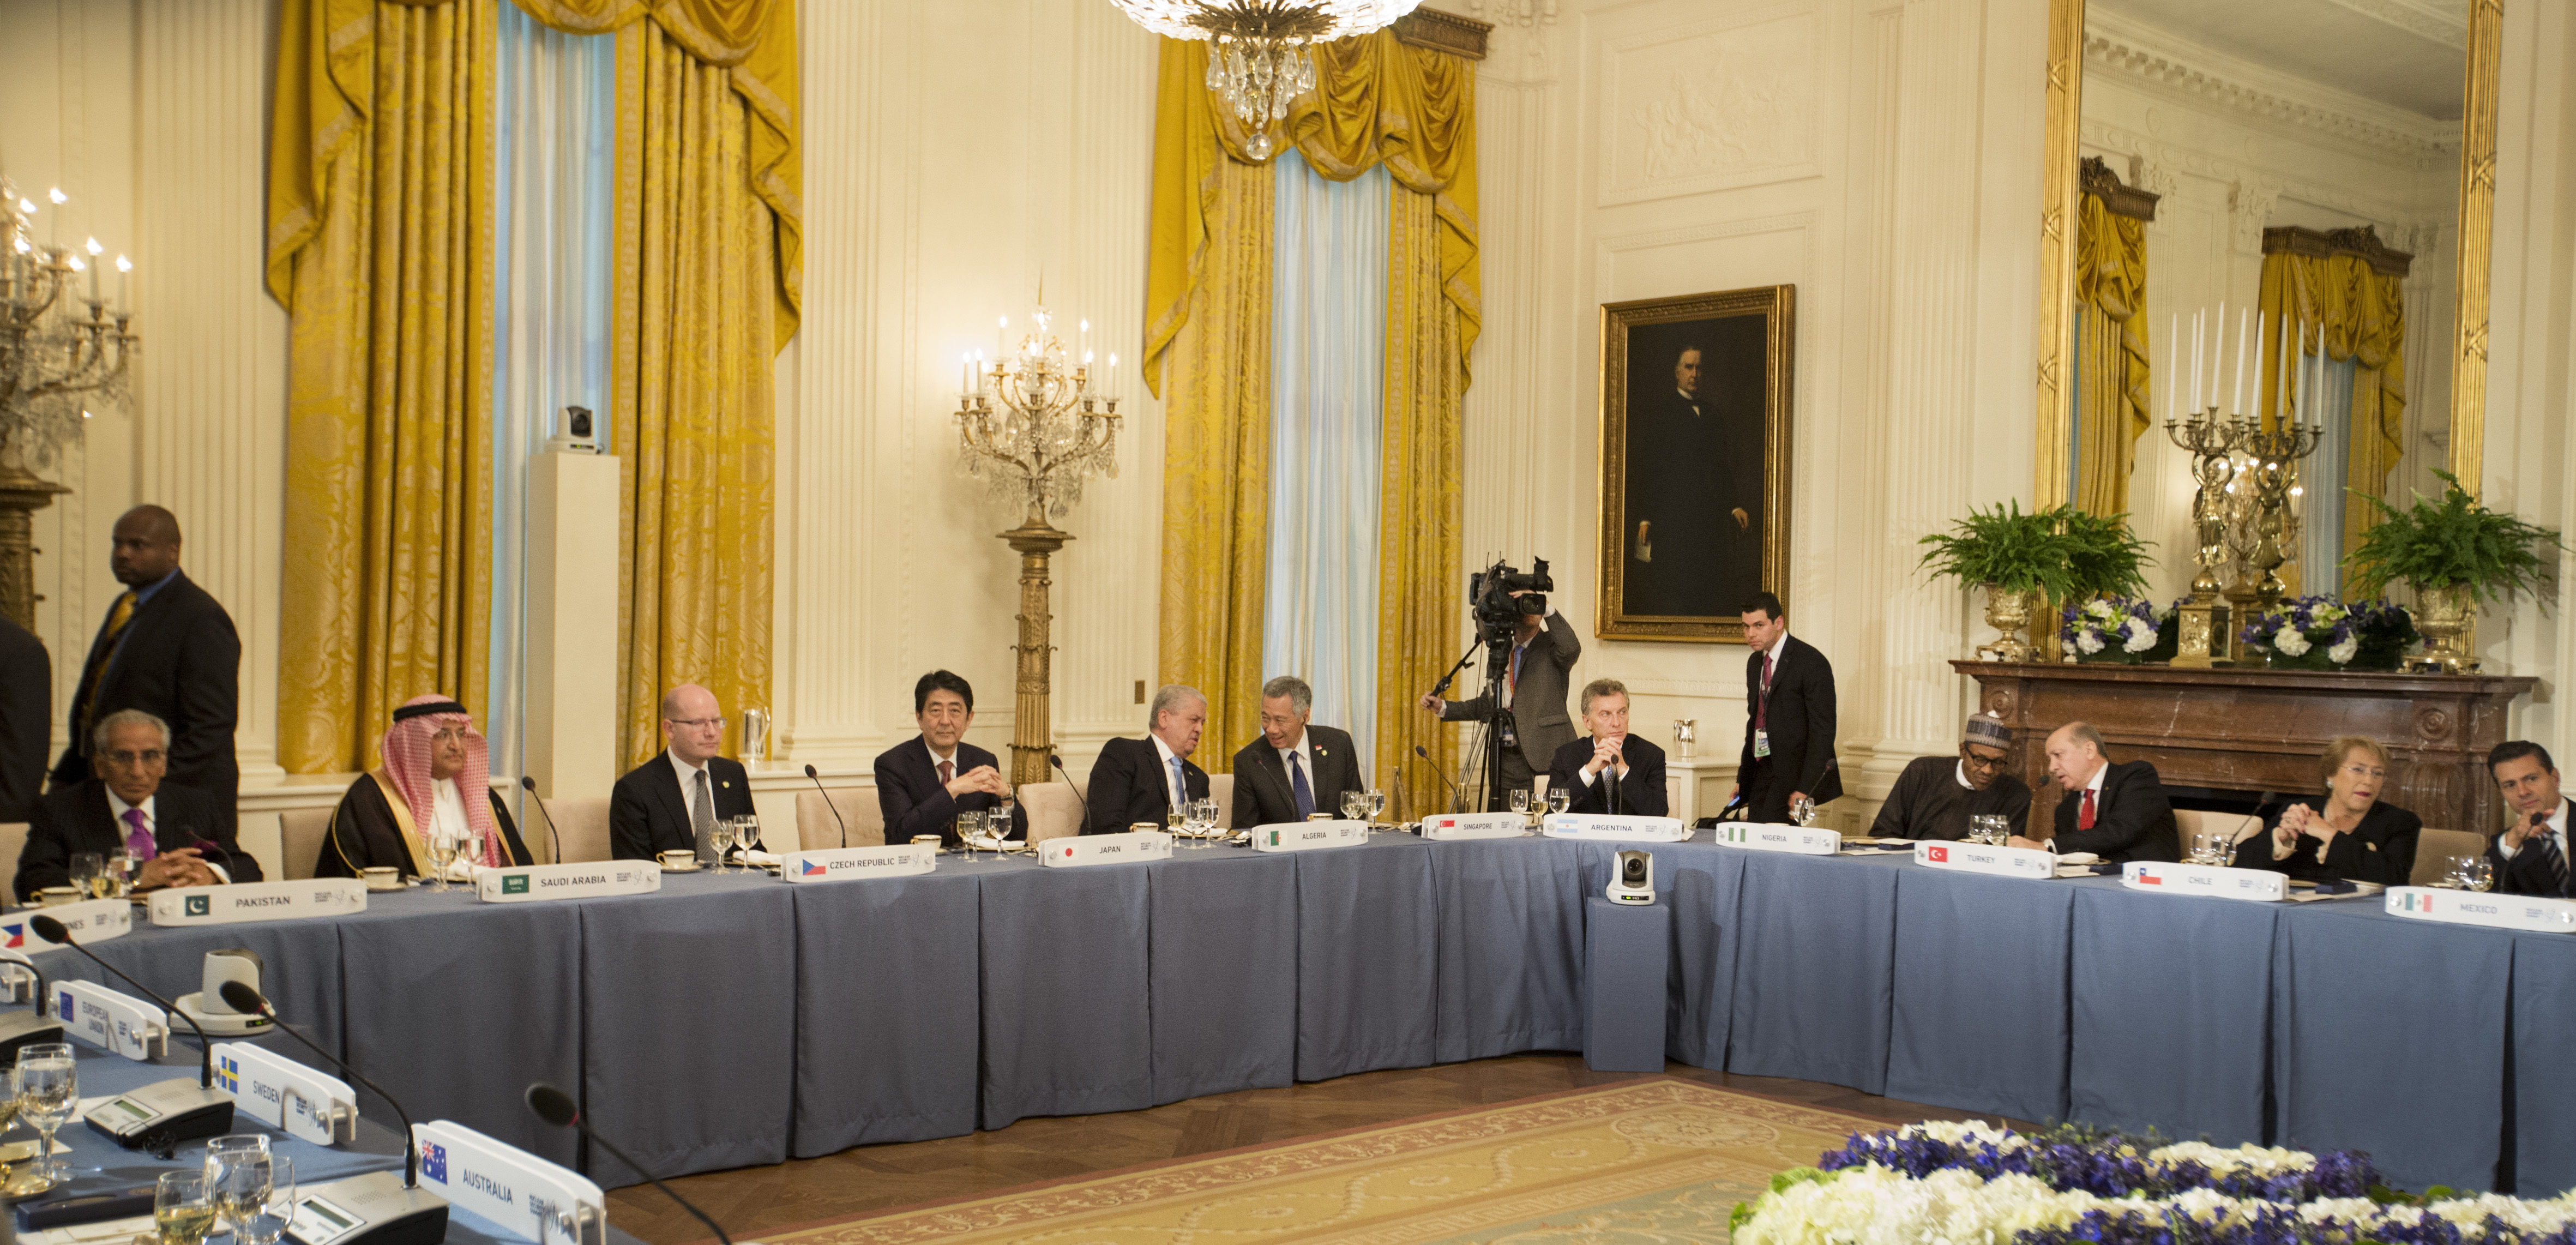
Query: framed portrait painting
[[1597, 285, 1794, 643]]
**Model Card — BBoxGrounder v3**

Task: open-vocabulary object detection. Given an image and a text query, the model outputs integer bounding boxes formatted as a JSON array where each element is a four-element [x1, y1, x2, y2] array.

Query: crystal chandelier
[[955, 301, 1123, 520], [1110, 1, 1424, 158], [2, 176, 137, 473]]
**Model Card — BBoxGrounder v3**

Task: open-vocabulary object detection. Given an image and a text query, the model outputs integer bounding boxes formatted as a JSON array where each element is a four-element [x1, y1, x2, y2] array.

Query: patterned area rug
[[768, 1078, 1880, 1244]]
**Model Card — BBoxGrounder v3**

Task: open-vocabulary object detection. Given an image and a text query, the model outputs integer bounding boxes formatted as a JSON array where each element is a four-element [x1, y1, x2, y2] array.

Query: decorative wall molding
[[2229, 179, 2282, 253], [2322, 0, 2468, 52], [1460, 0, 1557, 82], [2084, 8, 2457, 163], [1595, 2, 1818, 207], [2262, 222, 2415, 276], [2081, 119, 2441, 248], [2080, 155, 2160, 221], [1592, 212, 1819, 304], [1394, 7, 1491, 60]]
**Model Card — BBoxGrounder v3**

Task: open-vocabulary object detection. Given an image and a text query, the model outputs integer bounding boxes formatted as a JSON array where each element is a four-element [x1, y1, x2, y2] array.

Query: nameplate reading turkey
[[414, 1120, 608, 1245], [149, 879, 366, 926], [215, 1042, 357, 1145], [476, 861, 661, 903], [2386, 887, 2576, 933], [1912, 841, 2057, 880], [781, 844, 936, 882], [1420, 813, 1525, 840], [1253, 821, 1368, 852], [54, 979, 165, 1060], [2123, 861, 2287, 902], [1043, 831, 1173, 868], [1543, 814, 1691, 843], [2, 898, 132, 949], [1708, 823, 1841, 855]]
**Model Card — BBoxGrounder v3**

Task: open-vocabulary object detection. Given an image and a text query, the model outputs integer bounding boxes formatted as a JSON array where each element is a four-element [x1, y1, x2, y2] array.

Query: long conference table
[[19, 832, 2572, 1200]]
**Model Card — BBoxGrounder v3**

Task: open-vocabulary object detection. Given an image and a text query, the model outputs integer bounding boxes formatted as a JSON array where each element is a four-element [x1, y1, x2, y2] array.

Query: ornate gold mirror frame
[[2031, 0, 2505, 507]]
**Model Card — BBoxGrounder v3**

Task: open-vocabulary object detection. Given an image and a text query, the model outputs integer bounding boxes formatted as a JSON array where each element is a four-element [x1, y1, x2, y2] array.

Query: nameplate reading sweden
[[2, 898, 131, 949], [781, 844, 937, 882], [150, 880, 366, 926], [1912, 841, 2058, 880], [54, 979, 166, 1060], [414, 1120, 608, 1245], [1044, 831, 1173, 868], [2385, 886, 2576, 933], [215, 1042, 357, 1144], [2123, 861, 2288, 901], [476, 861, 661, 903], [1543, 814, 1691, 843], [1419, 813, 1526, 840], [1708, 823, 1841, 855], [1253, 820, 1368, 852]]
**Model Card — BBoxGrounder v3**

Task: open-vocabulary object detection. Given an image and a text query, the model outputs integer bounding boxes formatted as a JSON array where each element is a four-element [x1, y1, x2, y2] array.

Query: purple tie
[[122, 808, 157, 861]]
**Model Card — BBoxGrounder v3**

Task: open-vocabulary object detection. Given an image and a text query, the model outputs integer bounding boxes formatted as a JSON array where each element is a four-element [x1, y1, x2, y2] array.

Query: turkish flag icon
[[1927, 845, 1949, 862]]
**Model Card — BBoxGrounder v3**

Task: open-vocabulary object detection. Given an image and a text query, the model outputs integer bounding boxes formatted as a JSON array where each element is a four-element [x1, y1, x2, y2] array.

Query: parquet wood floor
[[605, 1055, 2021, 1245]]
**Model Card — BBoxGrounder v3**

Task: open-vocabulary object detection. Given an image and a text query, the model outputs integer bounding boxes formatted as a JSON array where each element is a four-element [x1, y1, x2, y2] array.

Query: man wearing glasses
[[611, 683, 756, 862], [1867, 712, 2032, 841], [16, 708, 259, 899]]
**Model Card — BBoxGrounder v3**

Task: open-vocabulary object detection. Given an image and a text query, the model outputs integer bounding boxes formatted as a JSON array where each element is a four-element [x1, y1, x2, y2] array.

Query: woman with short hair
[[2232, 735, 2418, 885]]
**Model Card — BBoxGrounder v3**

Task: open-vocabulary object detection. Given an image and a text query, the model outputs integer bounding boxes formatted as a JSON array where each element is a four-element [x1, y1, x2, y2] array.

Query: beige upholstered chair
[[796, 787, 883, 849], [1209, 773, 1234, 828], [0, 823, 25, 894], [1022, 781, 1085, 845], [2411, 827, 2487, 886], [2172, 808, 2264, 853], [1531, 774, 1550, 804], [549, 797, 613, 863], [279, 808, 334, 879]]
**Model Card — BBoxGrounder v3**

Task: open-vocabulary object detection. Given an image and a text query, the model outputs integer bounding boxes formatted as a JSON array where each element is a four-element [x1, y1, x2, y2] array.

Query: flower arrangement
[[2061, 597, 2165, 664], [2240, 597, 2419, 671]]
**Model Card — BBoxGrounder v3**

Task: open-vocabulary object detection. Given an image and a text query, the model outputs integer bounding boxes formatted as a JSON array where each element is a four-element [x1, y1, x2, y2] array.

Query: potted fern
[[2343, 470, 2565, 672], [1917, 502, 2078, 663]]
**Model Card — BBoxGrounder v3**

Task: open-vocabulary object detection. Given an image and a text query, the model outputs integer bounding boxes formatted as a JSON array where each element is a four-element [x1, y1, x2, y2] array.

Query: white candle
[[2189, 311, 2203, 412], [2231, 306, 2249, 417], [115, 254, 129, 312], [2211, 302, 2224, 408], [2166, 314, 2178, 422], [1107, 351, 1118, 401]]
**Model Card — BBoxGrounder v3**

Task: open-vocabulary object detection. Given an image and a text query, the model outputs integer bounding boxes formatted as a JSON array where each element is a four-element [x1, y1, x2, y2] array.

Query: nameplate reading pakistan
[[2386, 886, 2576, 933], [476, 861, 660, 903], [1912, 841, 2057, 881], [55, 979, 166, 1060], [1708, 823, 1841, 855], [2, 898, 131, 949], [1543, 814, 1691, 843], [215, 1041, 357, 1144], [413, 1120, 609, 1245], [1044, 831, 1173, 868], [2123, 861, 2288, 902], [149, 880, 367, 926], [781, 844, 936, 882], [1253, 820, 1368, 853], [1419, 813, 1525, 840]]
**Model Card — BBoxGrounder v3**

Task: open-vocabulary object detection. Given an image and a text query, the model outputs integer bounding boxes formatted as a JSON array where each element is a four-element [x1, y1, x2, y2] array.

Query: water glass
[[106, 848, 137, 898], [237, 1154, 294, 1245], [13, 1044, 76, 1181], [1366, 789, 1387, 821], [1546, 788, 1572, 816], [68, 853, 104, 900], [203, 1134, 273, 1242], [1790, 795, 1818, 827], [731, 815, 763, 857], [1509, 789, 1532, 816], [2465, 857, 2496, 892], [155, 1173, 218, 1245], [959, 810, 989, 861], [1340, 791, 1364, 820], [989, 795, 1014, 843], [420, 832, 455, 892], [708, 819, 737, 874]]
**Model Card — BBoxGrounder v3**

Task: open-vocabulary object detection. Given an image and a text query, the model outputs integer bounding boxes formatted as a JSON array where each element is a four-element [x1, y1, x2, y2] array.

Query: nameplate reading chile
[[2123, 861, 2287, 902], [1044, 831, 1173, 868], [1707, 823, 1841, 855], [149, 879, 367, 926], [476, 862, 661, 903], [780, 844, 937, 882]]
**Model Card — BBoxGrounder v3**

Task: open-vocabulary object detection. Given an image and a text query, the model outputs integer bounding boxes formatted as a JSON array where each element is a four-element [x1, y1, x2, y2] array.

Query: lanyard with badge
[[1753, 654, 1773, 760]]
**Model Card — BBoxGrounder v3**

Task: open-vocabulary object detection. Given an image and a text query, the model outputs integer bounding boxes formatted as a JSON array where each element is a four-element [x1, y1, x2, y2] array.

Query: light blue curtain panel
[[2297, 354, 2358, 595]]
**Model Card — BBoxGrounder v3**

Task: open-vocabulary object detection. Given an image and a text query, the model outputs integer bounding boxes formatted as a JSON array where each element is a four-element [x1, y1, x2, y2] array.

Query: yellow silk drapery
[[268, 0, 497, 773], [2258, 252, 2408, 583], [1379, 186, 1463, 822], [2071, 193, 2151, 516]]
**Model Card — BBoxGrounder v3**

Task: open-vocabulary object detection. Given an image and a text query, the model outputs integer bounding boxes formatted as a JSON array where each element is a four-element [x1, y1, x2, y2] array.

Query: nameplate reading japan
[[475, 861, 661, 903], [55, 979, 166, 1060], [1419, 813, 1525, 840], [2386, 886, 2576, 933], [2, 898, 132, 948], [781, 844, 936, 882], [1708, 823, 1841, 855], [2123, 861, 2287, 902], [214, 1042, 357, 1145], [1253, 820, 1369, 852], [1043, 831, 1173, 868], [1912, 841, 2057, 880], [1542, 814, 1691, 843], [149, 879, 366, 926], [414, 1120, 609, 1245]]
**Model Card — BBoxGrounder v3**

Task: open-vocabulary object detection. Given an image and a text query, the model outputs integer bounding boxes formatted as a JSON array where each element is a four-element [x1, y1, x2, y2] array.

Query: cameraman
[[1418, 591, 1581, 808]]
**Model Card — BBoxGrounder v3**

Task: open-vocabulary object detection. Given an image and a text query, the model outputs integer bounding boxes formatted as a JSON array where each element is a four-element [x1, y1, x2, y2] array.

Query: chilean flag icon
[[799, 858, 827, 876], [1925, 845, 1948, 863]]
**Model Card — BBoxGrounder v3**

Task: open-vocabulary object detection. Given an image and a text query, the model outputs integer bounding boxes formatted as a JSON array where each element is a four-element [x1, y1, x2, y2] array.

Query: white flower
[[2275, 628, 2312, 656], [2122, 618, 2158, 652], [2077, 630, 2104, 654], [2328, 635, 2358, 664], [2149, 1141, 2315, 1175]]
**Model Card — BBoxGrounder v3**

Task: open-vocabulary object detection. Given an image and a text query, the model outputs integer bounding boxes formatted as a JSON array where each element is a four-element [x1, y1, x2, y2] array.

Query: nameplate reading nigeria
[[1708, 823, 1841, 855], [2, 898, 132, 948], [1912, 841, 2057, 880], [1043, 831, 1172, 868], [2385, 886, 2576, 933], [1253, 820, 1368, 852], [475, 861, 660, 903], [1419, 812, 1524, 840], [149, 879, 366, 926], [215, 1041, 357, 1144], [781, 844, 936, 882], [55, 979, 166, 1060], [1543, 814, 1691, 843], [2122, 861, 2288, 902], [414, 1120, 609, 1245]]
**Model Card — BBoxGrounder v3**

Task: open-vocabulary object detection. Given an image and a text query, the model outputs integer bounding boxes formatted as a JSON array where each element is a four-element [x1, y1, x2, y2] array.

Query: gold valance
[[2258, 242, 2408, 568], [2070, 189, 2151, 515]]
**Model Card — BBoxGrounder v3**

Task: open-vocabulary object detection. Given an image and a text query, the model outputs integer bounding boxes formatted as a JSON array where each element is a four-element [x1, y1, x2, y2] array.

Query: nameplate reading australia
[[1253, 820, 1368, 853], [215, 1042, 358, 1145], [149, 879, 366, 926], [2386, 886, 2576, 934], [2123, 861, 2287, 902], [1043, 831, 1172, 868], [1543, 814, 1691, 843], [414, 1120, 608, 1245], [3, 898, 133, 948], [476, 861, 661, 903], [1420, 813, 1526, 840], [1912, 841, 2057, 881], [781, 844, 936, 882], [55, 979, 166, 1060], [1708, 823, 1841, 855]]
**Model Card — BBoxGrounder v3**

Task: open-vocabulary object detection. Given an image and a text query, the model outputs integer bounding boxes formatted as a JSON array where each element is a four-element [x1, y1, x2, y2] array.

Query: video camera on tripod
[[1426, 558, 1554, 812]]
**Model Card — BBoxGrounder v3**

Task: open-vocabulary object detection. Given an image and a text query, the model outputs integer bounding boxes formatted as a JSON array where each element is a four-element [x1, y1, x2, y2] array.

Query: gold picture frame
[[1597, 285, 1795, 644]]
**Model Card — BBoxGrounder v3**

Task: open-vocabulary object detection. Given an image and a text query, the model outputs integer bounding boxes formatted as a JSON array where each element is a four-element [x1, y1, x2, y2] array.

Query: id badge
[[1500, 720, 1518, 747], [1753, 729, 1771, 759]]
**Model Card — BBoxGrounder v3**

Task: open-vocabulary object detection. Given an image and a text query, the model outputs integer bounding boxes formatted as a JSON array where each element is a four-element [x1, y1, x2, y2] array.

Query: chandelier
[[955, 300, 1123, 521], [3, 176, 137, 473], [1110, 1, 1424, 158]]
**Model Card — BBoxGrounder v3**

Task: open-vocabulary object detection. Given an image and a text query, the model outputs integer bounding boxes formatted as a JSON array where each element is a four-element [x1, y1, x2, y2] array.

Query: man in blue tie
[[2487, 741, 2572, 898], [1230, 676, 1368, 829], [1084, 685, 1213, 834]]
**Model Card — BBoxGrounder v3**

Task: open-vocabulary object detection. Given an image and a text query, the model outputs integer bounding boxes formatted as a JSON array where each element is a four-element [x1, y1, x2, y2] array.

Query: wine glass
[[106, 847, 136, 899], [2465, 857, 2496, 892], [732, 815, 762, 862], [1365, 789, 1386, 823], [708, 819, 737, 874], [69, 853, 104, 900], [203, 1134, 272, 1244], [155, 1173, 219, 1245], [236, 1154, 294, 1245], [1790, 795, 1819, 827], [959, 810, 988, 862], [420, 831, 455, 892], [989, 792, 1015, 845], [13, 1044, 75, 1182], [1340, 791, 1364, 821], [1546, 787, 1572, 816], [1510, 789, 1532, 817], [1199, 797, 1221, 846]]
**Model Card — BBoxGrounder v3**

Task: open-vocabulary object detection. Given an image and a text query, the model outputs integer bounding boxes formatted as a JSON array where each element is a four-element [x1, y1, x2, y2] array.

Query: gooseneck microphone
[[803, 764, 847, 848], [1414, 745, 1466, 815], [219, 982, 423, 1187], [526, 1084, 732, 1245], [33, 915, 213, 1087], [519, 777, 566, 865], [1050, 753, 1090, 803]]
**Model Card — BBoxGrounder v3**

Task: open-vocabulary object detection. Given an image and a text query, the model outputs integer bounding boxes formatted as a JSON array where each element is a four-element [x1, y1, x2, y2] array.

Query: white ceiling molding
[[2085, 8, 2457, 161], [2318, 0, 2467, 52], [2081, 119, 2445, 251]]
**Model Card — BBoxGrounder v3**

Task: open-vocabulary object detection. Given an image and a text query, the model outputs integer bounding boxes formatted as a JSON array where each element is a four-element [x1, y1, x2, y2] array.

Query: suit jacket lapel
[[649, 751, 691, 833], [1250, 744, 1289, 814]]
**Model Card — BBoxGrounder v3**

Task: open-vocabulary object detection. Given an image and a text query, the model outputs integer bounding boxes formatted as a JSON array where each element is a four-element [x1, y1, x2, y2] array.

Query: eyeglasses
[[1962, 751, 2008, 771], [103, 749, 166, 766], [430, 727, 471, 745], [666, 717, 727, 731]]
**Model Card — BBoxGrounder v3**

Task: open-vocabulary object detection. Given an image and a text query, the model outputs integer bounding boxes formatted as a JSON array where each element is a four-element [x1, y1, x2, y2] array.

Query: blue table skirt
[[1147, 849, 1298, 1103], [2067, 881, 2277, 1146], [1430, 838, 1586, 1062], [1726, 851, 1901, 1093], [1292, 837, 1439, 1080], [1885, 868, 2073, 1124]]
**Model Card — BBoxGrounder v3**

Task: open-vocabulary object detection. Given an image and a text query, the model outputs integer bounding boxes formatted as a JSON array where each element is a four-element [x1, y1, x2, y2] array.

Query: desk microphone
[[1414, 745, 1465, 815], [803, 764, 847, 848], [0, 947, 63, 1062], [220, 989, 447, 1245], [31, 915, 233, 1152], [518, 777, 566, 865], [526, 1084, 731, 1245], [218, 982, 422, 1185]]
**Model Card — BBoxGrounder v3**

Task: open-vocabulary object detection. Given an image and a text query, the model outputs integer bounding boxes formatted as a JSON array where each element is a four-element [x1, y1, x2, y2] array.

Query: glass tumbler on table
[[708, 819, 737, 874], [13, 1043, 76, 1182], [68, 853, 104, 900], [203, 1134, 273, 1244], [1546, 787, 1571, 816], [155, 1172, 219, 1245], [236, 1154, 294, 1245]]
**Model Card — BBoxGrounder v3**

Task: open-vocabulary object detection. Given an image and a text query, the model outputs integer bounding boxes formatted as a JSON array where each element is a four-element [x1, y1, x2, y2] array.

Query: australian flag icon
[[422, 1142, 448, 1183]]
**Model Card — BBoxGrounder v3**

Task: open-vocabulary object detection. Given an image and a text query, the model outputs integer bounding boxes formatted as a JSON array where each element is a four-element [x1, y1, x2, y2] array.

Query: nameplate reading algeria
[[413, 1119, 608, 1245], [1913, 840, 2057, 880], [1420, 813, 1525, 840], [2386, 886, 2576, 934], [1543, 814, 1692, 843], [149, 879, 368, 927], [1252, 820, 1369, 853], [1707, 822, 1841, 855], [2, 898, 133, 948], [214, 1041, 357, 1145], [476, 861, 661, 903], [1043, 831, 1173, 868], [55, 978, 166, 1061], [781, 844, 936, 882], [2123, 860, 2288, 902]]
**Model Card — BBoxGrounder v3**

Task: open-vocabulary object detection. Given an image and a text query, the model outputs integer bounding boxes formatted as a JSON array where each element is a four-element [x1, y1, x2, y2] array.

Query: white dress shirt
[[1151, 734, 1190, 811], [667, 752, 713, 825], [2495, 798, 2571, 863], [924, 739, 962, 784], [106, 788, 228, 881], [2044, 761, 2110, 852]]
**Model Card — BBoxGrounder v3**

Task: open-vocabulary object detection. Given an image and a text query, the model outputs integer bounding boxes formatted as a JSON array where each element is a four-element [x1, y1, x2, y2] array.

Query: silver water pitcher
[[741, 707, 770, 762]]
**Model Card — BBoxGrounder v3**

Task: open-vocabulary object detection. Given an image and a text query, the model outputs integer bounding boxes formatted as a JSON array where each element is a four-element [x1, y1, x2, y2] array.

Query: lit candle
[[47, 187, 63, 246], [2165, 314, 2177, 423], [1106, 351, 1118, 401], [2189, 310, 2202, 412], [115, 254, 129, 311], [2231, 305, 2248, 417], [2273, 311, 2289, 424], [997, 315, 1009, 358], [1079, 318, 1089, 363], [2211, 302, 2223, 410]]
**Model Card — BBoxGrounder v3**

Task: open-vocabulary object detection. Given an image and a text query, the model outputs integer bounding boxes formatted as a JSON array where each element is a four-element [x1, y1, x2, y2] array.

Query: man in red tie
[[873, 670, 1025, 846], [2011, 720, 2179, 862], [16, 708, 261, 900]]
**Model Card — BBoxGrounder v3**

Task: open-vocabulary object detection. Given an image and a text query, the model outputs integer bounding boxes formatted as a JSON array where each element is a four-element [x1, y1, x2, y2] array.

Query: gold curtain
[[1379, 185, 1463, 822], [2071, 193, 2150, 516], [2258, 252, 2408, 572], [267, 0, 497, 773]]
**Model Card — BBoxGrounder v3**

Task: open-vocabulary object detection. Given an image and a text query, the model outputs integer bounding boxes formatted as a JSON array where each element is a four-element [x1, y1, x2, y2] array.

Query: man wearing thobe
[[1869, 712, 2034, 841]]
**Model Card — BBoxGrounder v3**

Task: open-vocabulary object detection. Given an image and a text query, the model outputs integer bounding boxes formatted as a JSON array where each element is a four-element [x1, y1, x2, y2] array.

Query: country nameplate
[[1542, 814, 1691, 843], [1707, 822, 1841, 855], [53, 978, 166, 1060], [1043, 831, 1173, 868], [476, 861, 661, 903], [1913, 840, 2057, 880], [2123, 861, 2287, 902], [1253, 820, 1369, 852], [413, 1120, 609, 1245], [149, 879, 367, 926], [2, 898, 133, 949], [2386, 886, 2576, 933], [1420, 812, 1526, 840], [780, 843, 937, 882], [214, 1042, 358, 1144]]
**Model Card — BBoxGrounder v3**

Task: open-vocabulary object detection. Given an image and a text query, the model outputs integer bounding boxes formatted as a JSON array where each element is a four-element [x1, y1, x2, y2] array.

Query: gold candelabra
[[2160, 406, 2243, 667]]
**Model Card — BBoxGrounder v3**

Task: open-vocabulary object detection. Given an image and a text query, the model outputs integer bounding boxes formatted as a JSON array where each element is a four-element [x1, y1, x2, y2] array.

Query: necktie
[[1169, 757, 1189, 812], [1508, 644, 1525, 705], [122, 808, 156, 861], [937, 759, 953, 787], [77, 591, 140, 738], [1289, 753, 1314, 820], [1755, 653, 1773, 729], [692, 768, 718, 863], [2078, 789, 2097, 831], [2531, 822, 2569, 894]]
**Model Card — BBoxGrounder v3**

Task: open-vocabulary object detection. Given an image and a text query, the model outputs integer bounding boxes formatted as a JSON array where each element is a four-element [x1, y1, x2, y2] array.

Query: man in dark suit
[[2485, 740, 2572, 897], [50, 506, 240, 831], [2010, 720, 2178, 862], [1086, 684, 1209, 834], [1231, 676, 1368, 829], [1419, 599, 1581, 809], [1730, 592, 1839, 823], [875, 670, 1027, 846], [17, 709, 262, 899], [610, 683, 755, 861], [1546, 678, 1668, 816], [0, 615, 47, 824], [1624, 341, 1761, 619]]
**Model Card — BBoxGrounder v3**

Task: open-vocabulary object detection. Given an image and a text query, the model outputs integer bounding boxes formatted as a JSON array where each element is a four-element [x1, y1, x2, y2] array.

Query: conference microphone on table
[[526, 1084, 733, 1245], [217, 982, 422, 1186], [1415, 745, 1465, 815], [29, 914, 233, 1152], [1051, 753, 1088, 803], [520, 776, 567, 865], [804, 763, 847, 848], [219, 987, 449, 1245]]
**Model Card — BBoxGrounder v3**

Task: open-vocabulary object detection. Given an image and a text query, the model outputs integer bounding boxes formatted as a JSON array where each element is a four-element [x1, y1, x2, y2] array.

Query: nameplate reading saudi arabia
[[1543, 814, 1691, 843], [214, 1042, 357, 1144], [1, 897, 133, 949], [414, 1120, 609, 1245], [149, 879, 366, 926], [1253, 820, 1368, 853], [1912, 840, 2057, 880], [1419, 812, 1525, 840], [1043, 830, 1172, 868], [2386, 886, 2576, 933], [55, 979, 166, 1060], [2122, 860, 2288, 902], [475, 861, 661, 903], [781, 843, 936, 882], [1708, 822, 1841, 855]]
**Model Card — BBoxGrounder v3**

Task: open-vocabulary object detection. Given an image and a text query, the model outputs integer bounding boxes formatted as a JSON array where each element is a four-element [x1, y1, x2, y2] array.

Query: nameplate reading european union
[[1708, 823, 1841, 855], [2123, 861, 2286, 901], [1913, 840, 2057, 880], [1420, 813, 1525, 840], [1253, 821, 1368, 852], [55, 979, 165, 1060], [781, 844, 936, 882], [1043, 831, 1172, 868], [2, 898, 132, 948], [1543, 814, 1690, 843], [149, 880, 366, 926], [214, 1042, 357, 1145], [414, 1120, 608, 1245], [2386, 887, 2576, 933], [476, 861, 661, 903]]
